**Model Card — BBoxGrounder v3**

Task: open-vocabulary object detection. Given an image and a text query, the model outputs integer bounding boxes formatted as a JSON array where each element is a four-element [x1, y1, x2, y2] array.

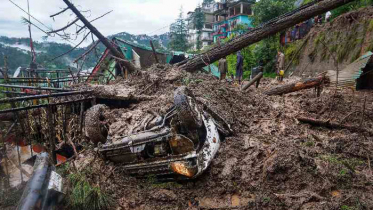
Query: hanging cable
[[8, 0, 51, 31]]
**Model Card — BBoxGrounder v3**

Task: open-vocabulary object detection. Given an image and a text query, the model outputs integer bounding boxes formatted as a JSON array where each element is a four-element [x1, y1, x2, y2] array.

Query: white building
[[187, 4, 215, 51]]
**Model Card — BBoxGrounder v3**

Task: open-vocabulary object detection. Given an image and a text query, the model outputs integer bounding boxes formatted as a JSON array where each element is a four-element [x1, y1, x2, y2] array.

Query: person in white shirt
[[326, 11, 332, 22]]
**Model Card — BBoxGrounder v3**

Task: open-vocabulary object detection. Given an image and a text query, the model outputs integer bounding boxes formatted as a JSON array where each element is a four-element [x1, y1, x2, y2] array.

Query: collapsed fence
[[0, 82, 95, 190], [3, 67, 107, 88]]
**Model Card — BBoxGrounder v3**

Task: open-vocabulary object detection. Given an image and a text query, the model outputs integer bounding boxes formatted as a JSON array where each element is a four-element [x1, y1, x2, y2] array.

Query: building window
[[205, 23, 213, 29]]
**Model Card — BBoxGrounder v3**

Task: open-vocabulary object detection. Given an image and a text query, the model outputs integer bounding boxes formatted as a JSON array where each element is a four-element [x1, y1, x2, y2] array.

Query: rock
[[150, 189, 177, 201]]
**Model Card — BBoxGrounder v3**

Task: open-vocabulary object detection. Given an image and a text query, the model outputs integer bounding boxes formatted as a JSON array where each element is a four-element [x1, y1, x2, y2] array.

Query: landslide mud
[[71, 64, 373, 210]]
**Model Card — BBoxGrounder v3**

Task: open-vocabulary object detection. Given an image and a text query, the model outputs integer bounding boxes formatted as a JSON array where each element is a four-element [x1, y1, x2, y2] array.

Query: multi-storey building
[[212, 0, 255, 43], [187, 4, 215, 51]]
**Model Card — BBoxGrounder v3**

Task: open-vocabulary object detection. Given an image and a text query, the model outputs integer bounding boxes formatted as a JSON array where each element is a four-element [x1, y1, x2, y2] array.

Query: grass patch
[[350, 49, 362, 62], [333, 31, 341, 41], [284, 40, 305, 66], [56, 162, 70, 177], [304, 141, 315, 147], [336, 24, 360, 63], [145, 175, 183, 189], [0, 93, 11, 110], [368, 19, 373, 32], [314, 32, 326, 47], [367, 42, 373, 52], [67, 173, 113, 210], [341, 205, 356, 210], [319, 155, 364, 171], [0, 185, 24, 208], [262, 197, 271, 203], [263, 72, 277, 78]]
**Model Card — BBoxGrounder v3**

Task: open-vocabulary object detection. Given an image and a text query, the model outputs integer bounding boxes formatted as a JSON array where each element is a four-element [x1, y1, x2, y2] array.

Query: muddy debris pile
[[72, 65, 373, 209]]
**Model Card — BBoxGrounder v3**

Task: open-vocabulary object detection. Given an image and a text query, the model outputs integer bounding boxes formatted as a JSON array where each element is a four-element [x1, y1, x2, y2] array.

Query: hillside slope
[[288, 6, 373, 77], [0, 32, 170, 73]]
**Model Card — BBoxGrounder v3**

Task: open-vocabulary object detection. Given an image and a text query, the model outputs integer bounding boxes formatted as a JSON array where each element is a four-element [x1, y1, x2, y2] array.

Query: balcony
[[201, 36, 213, 41], [212, 31, 227, 36]]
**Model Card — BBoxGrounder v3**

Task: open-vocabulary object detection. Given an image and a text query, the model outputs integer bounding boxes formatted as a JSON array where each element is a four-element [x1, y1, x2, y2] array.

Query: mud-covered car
[[97, 86, 231, 179]]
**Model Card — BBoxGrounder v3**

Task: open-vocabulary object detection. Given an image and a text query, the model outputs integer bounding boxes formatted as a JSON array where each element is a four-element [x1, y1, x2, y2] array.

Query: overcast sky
[[0, 0, 203, 46]]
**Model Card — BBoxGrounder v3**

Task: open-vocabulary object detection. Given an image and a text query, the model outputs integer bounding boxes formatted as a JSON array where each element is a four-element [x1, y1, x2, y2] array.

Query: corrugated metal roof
[[328, 51, 373, 86], [114, 38, 170, 55]]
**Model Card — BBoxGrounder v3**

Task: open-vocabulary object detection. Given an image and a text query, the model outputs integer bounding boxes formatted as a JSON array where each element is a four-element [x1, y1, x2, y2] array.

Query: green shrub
[[68, 173, 113, 210]]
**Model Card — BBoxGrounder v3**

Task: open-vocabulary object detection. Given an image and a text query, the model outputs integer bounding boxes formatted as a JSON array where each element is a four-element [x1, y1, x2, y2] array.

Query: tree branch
[[50, 32, 91, 61], [48, 18, 80, 34], [50, 7, 69, 18], [76, 10, 113, 34], [73, 40, 101, 63]]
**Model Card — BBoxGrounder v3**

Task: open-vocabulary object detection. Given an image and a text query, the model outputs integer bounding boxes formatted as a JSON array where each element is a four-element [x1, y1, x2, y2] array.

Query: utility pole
[[150, 40, 159, 64], [62, 0, 137, 72], [27, 0, 36, 65]]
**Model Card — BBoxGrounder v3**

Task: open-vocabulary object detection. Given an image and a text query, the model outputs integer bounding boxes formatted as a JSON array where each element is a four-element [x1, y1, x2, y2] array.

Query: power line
[[147, 24, 172, 35], [8, 0, 51, 31], [8, 0, 80, 46]]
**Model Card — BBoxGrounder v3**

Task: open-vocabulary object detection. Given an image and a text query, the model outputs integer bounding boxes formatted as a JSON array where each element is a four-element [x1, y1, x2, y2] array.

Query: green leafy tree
[[251, 0, 296, 73], [193, 6, 205, 51], [253, 0, 297, 25], [169, 7, 189, 52], [331, 0, 373, 19], [202, 0, 215, 7]]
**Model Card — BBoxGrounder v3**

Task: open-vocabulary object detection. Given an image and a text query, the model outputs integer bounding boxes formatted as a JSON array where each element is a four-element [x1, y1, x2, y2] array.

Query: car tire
[[174, 86, 203, 130]]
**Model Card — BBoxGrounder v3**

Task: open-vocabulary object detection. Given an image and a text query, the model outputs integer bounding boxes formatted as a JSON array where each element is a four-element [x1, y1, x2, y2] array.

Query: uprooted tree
[[177, 0, 356, 72]]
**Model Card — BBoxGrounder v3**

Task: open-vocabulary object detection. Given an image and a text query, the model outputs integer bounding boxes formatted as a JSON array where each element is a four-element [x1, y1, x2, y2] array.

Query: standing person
[[251, 60, 264, 88], [218, 57, 228, 81], [295, 24, 300, 40], [236, 51, 244, 85], [325, 11, 332, 22], [317, 14, 323, 24], [276, 51, 285, 82]]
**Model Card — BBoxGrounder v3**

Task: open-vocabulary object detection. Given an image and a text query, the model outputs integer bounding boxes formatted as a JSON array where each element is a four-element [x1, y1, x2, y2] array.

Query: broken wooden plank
[[264, 76, 327, 96]]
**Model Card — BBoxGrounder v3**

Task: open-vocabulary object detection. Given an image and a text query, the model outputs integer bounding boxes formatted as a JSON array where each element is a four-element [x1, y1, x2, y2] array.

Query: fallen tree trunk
[[264, 76, 326, 96], [297, 117, 373, 136], [178, 0, 355, 72], [242, 72, 263, 91]]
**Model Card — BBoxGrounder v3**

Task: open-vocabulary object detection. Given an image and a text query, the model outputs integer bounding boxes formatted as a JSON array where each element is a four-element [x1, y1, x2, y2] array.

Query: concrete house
[[212, 0, 255, 42], [187, 4, 215, 50]]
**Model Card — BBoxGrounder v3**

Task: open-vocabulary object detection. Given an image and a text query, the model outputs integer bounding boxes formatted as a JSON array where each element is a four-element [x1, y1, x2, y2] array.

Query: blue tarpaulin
[[203, 64, 220, 78]]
